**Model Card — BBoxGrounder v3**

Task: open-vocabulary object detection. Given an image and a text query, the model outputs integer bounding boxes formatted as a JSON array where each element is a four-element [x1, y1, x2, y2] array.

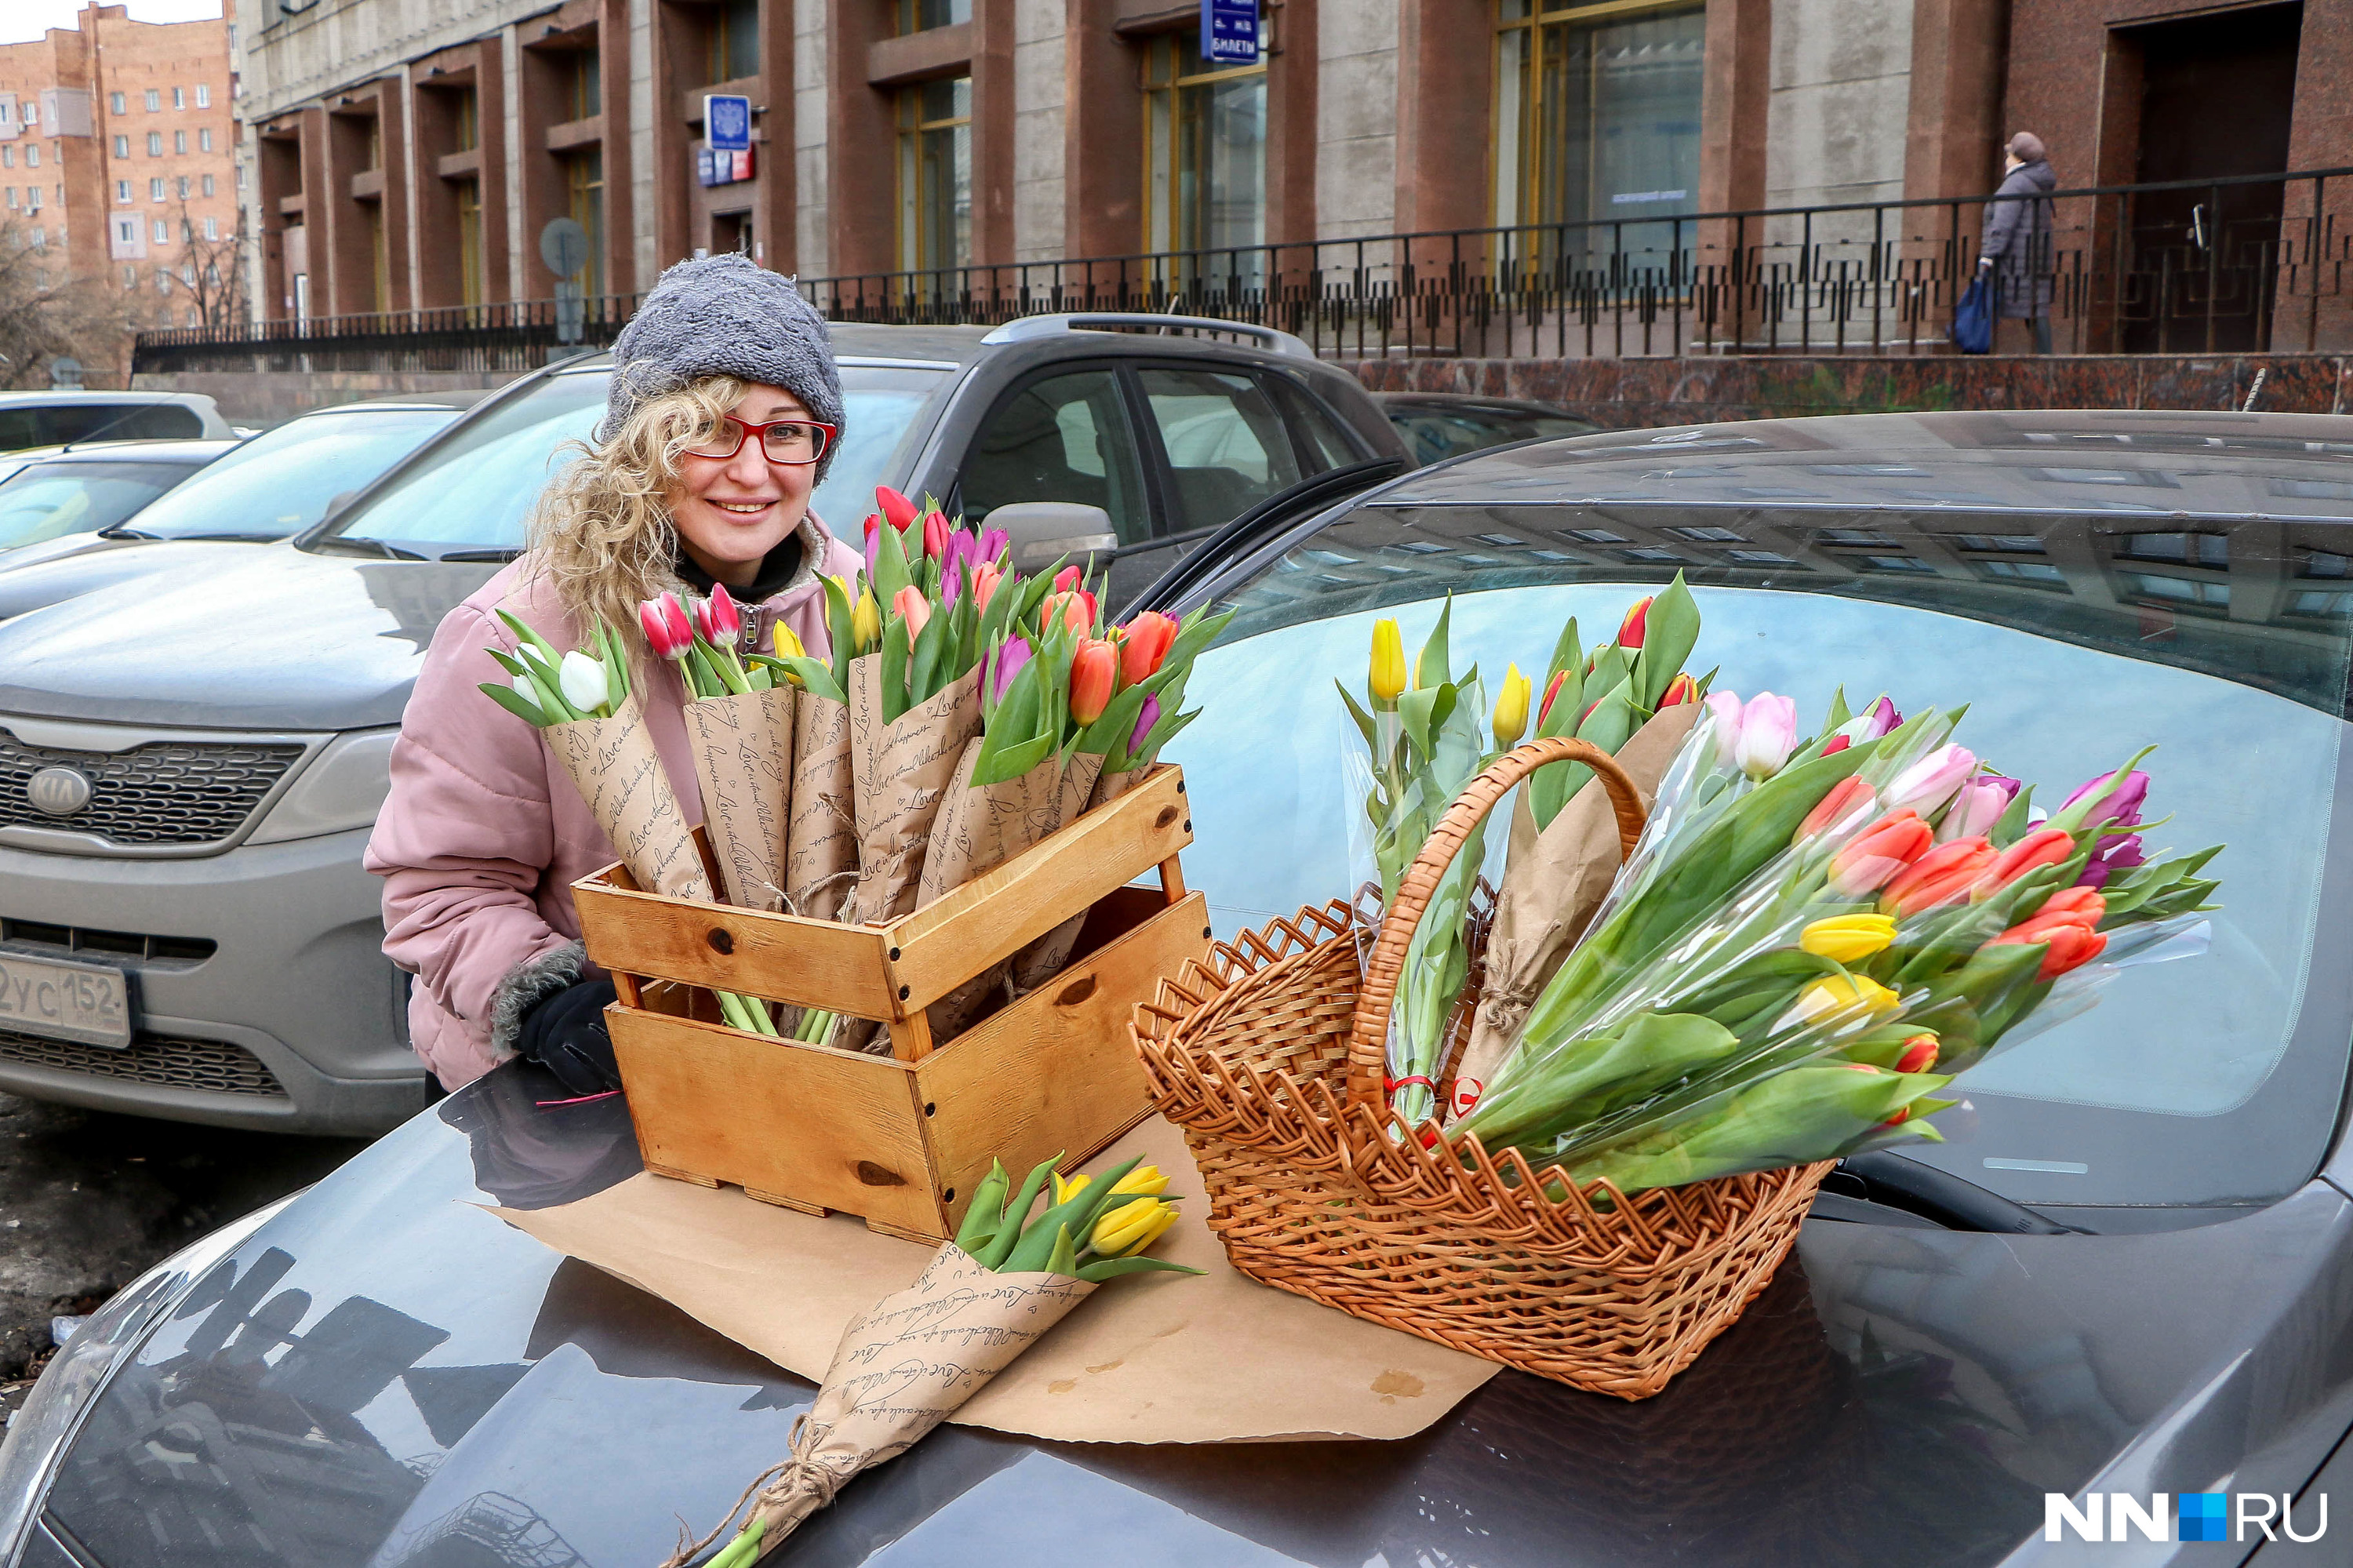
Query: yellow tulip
[[1493, 662, 1531, 749], [1798, 914, 1897, 964], [1054, 1163, 1169, 1208], [1791, 973, 1901, 1024], [772, 623, 806, 660], [1369, 620, 1406, 705], [1092, 1195, 1180, 1256], [850, 588, 883, 653]]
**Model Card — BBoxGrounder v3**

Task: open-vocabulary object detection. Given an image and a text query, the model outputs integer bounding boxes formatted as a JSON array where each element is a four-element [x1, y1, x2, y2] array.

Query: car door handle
[[2190, 204, 2209, 251]]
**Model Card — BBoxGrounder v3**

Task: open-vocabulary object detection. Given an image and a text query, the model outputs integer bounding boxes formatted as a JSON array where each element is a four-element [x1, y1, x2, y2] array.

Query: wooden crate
[[572, 766, 1209, 1241]]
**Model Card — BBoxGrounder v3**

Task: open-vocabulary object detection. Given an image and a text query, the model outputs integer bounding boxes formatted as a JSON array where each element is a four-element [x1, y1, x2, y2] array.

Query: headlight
[[246, 728, 398, 845], [0, 1194, 296, 1563]]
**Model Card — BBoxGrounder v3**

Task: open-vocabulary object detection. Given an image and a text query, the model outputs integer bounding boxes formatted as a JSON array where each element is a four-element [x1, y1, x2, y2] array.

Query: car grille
[[0, 728, 306, 847], [0, 919, 216, 967], [0, 1026, 285, 1097]]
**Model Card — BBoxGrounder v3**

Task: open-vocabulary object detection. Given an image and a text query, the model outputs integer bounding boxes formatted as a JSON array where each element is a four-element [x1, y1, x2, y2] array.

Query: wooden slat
[[575, 869, 897, 1017], [915, 891, 1209, 1238], [609, 1006, 945, 1235], [886, 766, 1193, 1011]]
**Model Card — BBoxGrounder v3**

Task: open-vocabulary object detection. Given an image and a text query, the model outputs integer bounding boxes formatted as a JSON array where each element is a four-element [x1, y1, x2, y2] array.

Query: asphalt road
[[0, 1091, 369, 1423]]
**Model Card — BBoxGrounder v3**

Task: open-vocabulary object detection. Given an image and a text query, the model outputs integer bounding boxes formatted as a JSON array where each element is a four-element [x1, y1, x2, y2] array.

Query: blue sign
[[1201, 0, 1259, 64], [704, 93, 751, 154]]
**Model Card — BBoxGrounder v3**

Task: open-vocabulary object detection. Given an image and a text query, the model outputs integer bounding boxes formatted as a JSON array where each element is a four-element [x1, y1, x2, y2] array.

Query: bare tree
[[0, 215, 140, 390], [164, 198, 251, 331]]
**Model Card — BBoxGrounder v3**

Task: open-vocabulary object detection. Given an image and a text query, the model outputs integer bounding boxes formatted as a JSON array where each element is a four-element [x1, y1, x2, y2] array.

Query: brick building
[[0, 5, 240, 331], [229, 0, 2353, 350]]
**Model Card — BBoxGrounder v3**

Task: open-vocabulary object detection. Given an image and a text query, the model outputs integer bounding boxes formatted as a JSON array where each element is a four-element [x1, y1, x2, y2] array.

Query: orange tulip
[[1070, 638, 1118, 724], [1118, 611, 1179, 686], [1879, 836, 1996, 918], [1988, 886, 2108, 979], [892, 584, 929, 638], [973, 562, 1003, 609], [1825, 809, 1933, 896], [1042, 588, 1096, 635], [1796, 777, 1876, 842], [1618, 595, 1652, 649], [1973, 826, 2074, 898], [1659, 671, 1698, 708]]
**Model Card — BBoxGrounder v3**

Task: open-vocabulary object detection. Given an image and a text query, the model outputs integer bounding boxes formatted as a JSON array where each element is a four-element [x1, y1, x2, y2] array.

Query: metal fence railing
[[135, 166, 2353, 372]]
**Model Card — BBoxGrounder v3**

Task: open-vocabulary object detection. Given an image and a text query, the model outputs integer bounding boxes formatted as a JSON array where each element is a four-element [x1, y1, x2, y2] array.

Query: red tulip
[[638, 593, 692, 660], [1537, 670, 1569, 729], [1988, 886, 2108, 979], [875, 486, 918, 532], [1796, 777, 1875, 842], [1118, 611, 1179, 686], [1053, 564, 1083, 594], [973, 562, 1003, 609], [1826, 810, 1932, 896], [1879, 836, 1995, 918], [921, 509, 951, 561], [1658, 671, 1697, 708], [1070, 637, 1118, 724], [1973, 826, 2074, 898], [1895, 1035, 1940, 1074], [698, 582, 742, 643], [1823, 733, 1851, 755], [1617, 595, 1652, 649], [893, 584, 930, 638]]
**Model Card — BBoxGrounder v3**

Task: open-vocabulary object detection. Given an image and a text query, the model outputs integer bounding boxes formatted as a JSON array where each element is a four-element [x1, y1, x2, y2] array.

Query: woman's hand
[[516, 977, 622, 1095]]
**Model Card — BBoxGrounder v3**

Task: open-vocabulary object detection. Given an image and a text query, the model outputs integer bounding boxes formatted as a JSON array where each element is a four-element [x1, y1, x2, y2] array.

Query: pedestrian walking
[[1980, 132, 2058, 354], [365, 253, 864, 1095]]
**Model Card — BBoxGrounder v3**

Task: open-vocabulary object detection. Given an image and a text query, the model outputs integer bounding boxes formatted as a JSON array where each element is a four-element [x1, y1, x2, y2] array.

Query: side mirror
[[984, 501, 1116, 577]]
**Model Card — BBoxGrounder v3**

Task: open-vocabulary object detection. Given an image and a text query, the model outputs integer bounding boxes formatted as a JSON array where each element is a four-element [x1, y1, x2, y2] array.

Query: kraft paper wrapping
[[785, 695, 856, 922], [846, 662, 983, 928], [685, 686, 796, 914], [1449, 705, 1700, 1109], [692, 1248, 1096, 1559], [1007, 751, 1108, 991], [493, 1115, 1497, 1448], [544, 698, 713, 904]]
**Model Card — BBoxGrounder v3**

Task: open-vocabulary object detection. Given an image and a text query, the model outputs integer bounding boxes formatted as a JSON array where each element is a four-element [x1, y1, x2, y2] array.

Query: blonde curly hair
[[524, 374, 752, 640]]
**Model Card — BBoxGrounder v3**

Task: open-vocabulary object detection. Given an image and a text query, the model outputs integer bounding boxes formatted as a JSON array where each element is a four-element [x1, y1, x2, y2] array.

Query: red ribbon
[[1384, 1075, 1438, 1093]]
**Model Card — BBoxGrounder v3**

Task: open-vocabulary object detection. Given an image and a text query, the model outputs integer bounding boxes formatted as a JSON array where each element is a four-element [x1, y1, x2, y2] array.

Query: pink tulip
[[1732, 693, 1798, 780], [638, 593, 692, 660], [1936, 773, 2017, 842], [1702, 690, 1746, 769], [698, 581, 742, 644], [1884, 744, 1977, 815]]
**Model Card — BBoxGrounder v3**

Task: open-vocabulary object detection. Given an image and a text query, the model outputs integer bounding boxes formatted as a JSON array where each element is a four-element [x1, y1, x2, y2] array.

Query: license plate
[[0, 951, 132, 1050]]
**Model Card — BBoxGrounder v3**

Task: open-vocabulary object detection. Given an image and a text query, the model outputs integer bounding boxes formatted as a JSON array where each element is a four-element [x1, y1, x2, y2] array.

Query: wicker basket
[[1132, 737, 1832, 1400]]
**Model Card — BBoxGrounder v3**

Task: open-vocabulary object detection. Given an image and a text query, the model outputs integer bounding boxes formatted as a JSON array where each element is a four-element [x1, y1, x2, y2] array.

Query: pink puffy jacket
[[365, 517, 864, 1089]]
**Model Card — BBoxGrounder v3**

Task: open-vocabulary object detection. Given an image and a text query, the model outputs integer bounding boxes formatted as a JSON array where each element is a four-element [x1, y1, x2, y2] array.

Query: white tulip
[[512, 671, 550, 719], [558, 649, 609, 716]]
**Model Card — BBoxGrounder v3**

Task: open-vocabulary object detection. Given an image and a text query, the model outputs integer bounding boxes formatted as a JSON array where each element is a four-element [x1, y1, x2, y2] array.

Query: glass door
[[1141, 28, 1267, 292]]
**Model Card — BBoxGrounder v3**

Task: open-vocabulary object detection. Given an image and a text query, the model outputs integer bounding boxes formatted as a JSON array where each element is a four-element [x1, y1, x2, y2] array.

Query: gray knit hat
[[599, 253, 846, 482]]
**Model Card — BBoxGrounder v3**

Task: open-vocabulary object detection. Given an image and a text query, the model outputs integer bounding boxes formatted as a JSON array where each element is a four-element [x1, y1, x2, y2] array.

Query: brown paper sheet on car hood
[[493, 1115, 1497, 1443]]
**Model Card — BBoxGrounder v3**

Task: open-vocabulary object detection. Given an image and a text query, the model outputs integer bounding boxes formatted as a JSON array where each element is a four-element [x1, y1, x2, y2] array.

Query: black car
[[6, 409, 2348, 1566], [1375, 391, 1601, 467]]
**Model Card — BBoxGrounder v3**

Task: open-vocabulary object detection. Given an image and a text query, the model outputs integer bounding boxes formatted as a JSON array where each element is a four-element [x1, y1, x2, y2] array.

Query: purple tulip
[[990, 635, 1033, 704], [978, 526, 1010, 565], [2063, 768, 2149, 829], [1129, 694, 1161, 759], [864, 521, 882, 580], [2077, 834, 2147, 888], [1862, 696, 1902, 738], [940, 530, 976, 604], [1885, 744, 1978, 816], [1935, 772, 2017, 842]]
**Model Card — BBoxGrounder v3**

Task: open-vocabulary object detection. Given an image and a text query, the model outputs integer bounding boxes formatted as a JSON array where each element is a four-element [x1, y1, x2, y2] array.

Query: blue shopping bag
[[1950, 274, 1993, 355]]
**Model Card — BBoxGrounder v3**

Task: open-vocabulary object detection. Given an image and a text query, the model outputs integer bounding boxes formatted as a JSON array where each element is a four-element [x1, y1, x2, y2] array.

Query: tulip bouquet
[[668, 1151, 1196, 1568], [1448, 693, 2222, 1195]]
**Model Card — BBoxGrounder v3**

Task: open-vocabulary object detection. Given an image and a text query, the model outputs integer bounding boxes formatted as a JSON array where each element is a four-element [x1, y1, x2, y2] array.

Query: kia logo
[[25, 766, 93, 817]]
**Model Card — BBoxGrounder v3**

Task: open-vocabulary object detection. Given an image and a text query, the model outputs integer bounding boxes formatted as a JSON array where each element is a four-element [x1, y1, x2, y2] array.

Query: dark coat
[[1980, 158, 2057, 318]]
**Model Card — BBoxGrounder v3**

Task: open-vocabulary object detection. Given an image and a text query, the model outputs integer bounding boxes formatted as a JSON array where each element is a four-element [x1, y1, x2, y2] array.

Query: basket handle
[[1345, 738, 1649, 1111]]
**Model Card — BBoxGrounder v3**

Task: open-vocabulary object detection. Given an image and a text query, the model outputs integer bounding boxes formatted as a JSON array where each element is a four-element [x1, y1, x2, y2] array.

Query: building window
[[22, 102, 34, 126], [1140, 30, 1267, 261], [147, 131, 162, 156], [173, 87, 186, 111], [204, 216, 217, 239], [365, 115, 382, 171], [151, 177, 164, 200], [369, 200, 388, 311], [116, 216, 133, 243], [198, 128, 213, 152], [156, 266, 172, 291], [151, 218, 167, 242], [24, 186, 36, 210], [109, 91, 125, 115], [453, 87, 478, 151], [113, 133, 128, 157], [563, 147, 605, 295], [709, 0, 759, 83], [27, 226, 40, 246], [1492, 0, 1705, 253], [2, 188, 13, 209], [2, 147, 12, 169], [174, 129, 187, 155], [176, 176, 189, 198], [235, 162, 245, 188], [23, 144, 35, 169], [144, 89, 160, 111], [895, 77, 971, 275], [457, 177, 483, 305], [895, 0, 971, 31], [123, 264, 136, 288], [201, 173, 214, 196], [115, 179, 129, 202], [197, 85, 211, 108], [570, 50, 601, 120]]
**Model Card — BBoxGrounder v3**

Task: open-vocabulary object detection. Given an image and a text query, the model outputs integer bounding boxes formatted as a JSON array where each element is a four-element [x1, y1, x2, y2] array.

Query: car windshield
[[1391, 408, 1598, 467], [122, 408, 456, 540], [318, 364, 953, 558], [1166, 501, 2353, 1218], [0, 460, 202, 550]]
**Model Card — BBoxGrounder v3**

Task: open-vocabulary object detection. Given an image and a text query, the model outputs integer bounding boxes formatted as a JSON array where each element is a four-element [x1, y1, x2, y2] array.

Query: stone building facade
[[229, 0, 2348, 344], [0, 5, 240, 329]]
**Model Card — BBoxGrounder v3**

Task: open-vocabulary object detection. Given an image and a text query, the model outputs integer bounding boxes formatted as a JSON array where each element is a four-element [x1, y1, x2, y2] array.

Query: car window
[[1269, 378, 1358, 473], [809, 366, 955, 530], [0, 460, 198, 548], [0, 403, 203, 450], [127, 409, 456, 540], [959, 369, 1151, 546], [1138, 368, 1304, 534], [1390, 409, 1530, 466]]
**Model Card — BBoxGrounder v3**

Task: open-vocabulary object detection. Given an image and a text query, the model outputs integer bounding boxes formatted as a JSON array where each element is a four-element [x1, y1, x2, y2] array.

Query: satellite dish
[[540, 217, 590, 280], [48, 357, 82, 390]]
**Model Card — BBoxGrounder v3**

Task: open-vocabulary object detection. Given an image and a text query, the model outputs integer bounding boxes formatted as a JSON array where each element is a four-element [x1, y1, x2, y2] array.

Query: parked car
[[3, 407, 2345, 1568], [0, 400, 471, 580], [0, 441, 238, 555], [1375, 391, 1602, 466], [0, 317, 1406, 1137], [0, 390, 235, 451]]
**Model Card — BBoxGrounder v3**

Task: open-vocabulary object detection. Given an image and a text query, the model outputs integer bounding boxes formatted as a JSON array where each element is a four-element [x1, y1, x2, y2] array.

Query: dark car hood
[[0, 544, 496, 730], [32, 1064, 2353, 1568]]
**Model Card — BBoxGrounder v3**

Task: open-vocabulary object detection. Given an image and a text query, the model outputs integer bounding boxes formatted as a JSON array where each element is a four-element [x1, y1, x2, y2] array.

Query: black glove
[[515, 977, 620, 1096]]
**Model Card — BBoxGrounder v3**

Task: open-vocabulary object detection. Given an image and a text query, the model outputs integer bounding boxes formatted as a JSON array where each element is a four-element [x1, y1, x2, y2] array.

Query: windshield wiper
[[311, 535, 426, 561], [438, 548, 522, 563], [1825, 1151, 2078, 1235], [96, 526, 158, 540]]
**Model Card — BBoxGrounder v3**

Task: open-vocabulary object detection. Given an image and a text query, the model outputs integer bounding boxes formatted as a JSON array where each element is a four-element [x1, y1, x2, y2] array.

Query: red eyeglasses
[[686, 414, 838, 465]]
